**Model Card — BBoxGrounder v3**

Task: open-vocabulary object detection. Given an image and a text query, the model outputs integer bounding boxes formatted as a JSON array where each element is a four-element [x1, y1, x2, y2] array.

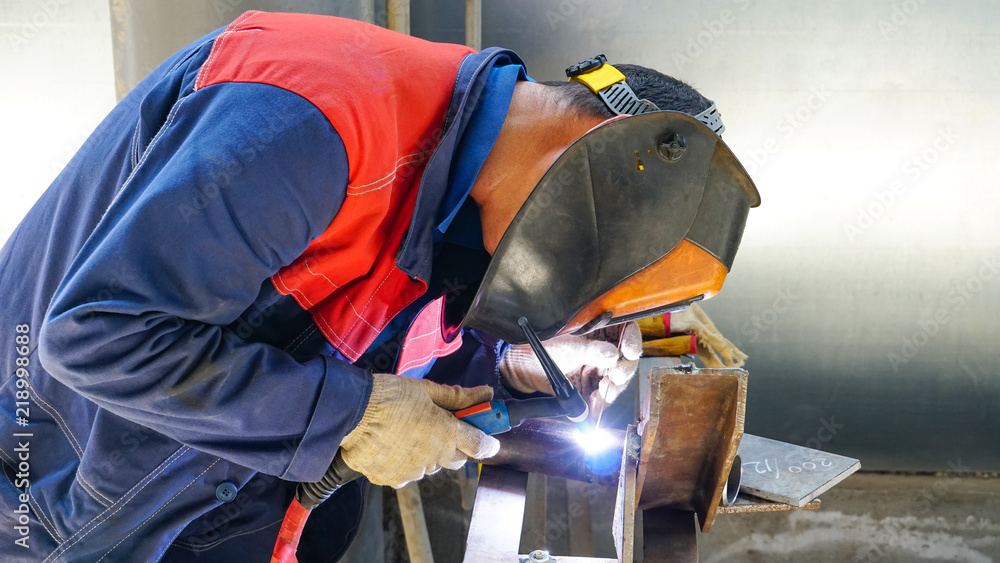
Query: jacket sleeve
[[423, 329, 514, 398], [38, 81, 370, 483]]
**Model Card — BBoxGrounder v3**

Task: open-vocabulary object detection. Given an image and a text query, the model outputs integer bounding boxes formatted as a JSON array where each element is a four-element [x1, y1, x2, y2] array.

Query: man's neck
[[469, 82, 604, 254]]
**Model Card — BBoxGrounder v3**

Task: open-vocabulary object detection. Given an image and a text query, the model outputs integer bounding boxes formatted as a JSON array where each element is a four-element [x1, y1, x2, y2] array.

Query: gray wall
[[0, 0, 115, 244], [468, 0, 1000, 472], [98, 0, 1000, 472], [109, 0, 381, 99]]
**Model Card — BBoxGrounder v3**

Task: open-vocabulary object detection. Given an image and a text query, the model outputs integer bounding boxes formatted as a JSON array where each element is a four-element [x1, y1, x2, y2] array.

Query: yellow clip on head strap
[[570, 62, 626, 92], [565, 54, 726, 134], [567, 54, 658, 117]]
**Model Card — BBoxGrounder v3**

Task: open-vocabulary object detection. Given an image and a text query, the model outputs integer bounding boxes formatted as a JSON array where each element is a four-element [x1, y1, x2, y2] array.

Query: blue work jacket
[[0, 15, 522, 562]]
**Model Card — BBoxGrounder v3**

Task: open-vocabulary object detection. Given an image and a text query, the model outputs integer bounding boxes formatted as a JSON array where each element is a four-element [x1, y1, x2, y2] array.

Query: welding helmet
[[461, 55, 760, 344]]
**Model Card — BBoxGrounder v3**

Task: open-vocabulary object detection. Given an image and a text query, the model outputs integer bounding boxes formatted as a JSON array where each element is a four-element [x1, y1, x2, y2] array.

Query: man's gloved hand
[[499, 322, 642, 419], [339, 374, 500, 488]]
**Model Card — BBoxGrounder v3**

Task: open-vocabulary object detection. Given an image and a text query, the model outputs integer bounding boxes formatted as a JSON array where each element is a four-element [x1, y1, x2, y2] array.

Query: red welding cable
[[271, 498, 311, 563]]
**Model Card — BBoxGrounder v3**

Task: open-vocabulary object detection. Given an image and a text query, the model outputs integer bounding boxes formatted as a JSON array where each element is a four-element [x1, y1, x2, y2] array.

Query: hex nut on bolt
[[657, 133, 687, 162], [528, 550, 551, 563]]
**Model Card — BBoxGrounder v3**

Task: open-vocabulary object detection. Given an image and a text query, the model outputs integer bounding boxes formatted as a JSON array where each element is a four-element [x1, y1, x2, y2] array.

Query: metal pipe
[[722, 454, 742, 507], [108, 0, 378, 100], [465, 0, 481, 51], [360, 0, 375, 24], [396, 482, 434, 563], [481, 418, 625, 487], [386, 0, 409, 35]]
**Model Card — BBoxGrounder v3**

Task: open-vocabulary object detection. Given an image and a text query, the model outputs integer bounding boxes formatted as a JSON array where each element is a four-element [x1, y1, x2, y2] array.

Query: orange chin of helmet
[[563, 240, 727, 335]]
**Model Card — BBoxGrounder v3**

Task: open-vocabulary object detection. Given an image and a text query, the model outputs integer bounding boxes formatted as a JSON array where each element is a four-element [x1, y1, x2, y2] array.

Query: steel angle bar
[[636, 366, 747, 532], [464, 466, 529, 563]]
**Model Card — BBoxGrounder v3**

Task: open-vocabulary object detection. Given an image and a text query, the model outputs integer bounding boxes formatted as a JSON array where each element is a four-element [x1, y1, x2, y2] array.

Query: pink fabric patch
[[395, 296, 463, 374]]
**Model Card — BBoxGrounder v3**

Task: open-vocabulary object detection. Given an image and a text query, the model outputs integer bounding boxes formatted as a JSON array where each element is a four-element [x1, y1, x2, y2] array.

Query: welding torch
[[272, 317, 590, 563]]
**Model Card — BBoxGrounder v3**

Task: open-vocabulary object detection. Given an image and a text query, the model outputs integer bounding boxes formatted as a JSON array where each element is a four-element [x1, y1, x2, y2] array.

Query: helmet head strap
[[566, 54, 725, 135]]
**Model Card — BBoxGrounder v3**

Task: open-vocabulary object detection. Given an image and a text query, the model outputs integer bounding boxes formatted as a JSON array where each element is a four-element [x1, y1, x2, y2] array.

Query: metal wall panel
[[109, 0, 377, 98], [0, 0, 115, 245], [111, 0, 1000, 471], [467, 0, 1000, 472]]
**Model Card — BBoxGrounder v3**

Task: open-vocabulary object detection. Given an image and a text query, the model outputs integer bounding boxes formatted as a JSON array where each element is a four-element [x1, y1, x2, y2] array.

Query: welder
[[0, 11, 757, 562]]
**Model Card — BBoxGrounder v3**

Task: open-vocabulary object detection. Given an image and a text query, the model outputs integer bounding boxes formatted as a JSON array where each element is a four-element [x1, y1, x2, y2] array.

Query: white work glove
[[670, 303, 747, 368], [499, 322, 642, 420], [339, 374, 500, 488]]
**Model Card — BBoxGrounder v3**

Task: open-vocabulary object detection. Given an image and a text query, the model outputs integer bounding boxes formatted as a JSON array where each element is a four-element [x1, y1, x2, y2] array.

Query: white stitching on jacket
[[25, 380, 83, 458], [303, 260, 377, 331], [102, 95, 190, 223], [170, 517, 283, 552], [345, 150, 433, 194], [271, 271, 314, 308], [96, 458, 221, 562], [346, 153, 433, 196], [43, 446, 189, 563], [75, 473, 112, 508], [27, 486, 64, 542], [397, 340, 461, 374], [194, 11, 260, 91], [286, 325, 318, 355]]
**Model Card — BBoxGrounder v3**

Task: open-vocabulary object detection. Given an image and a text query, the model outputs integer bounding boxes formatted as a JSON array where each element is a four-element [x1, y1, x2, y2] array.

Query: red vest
[[196, 11, 475, 361]]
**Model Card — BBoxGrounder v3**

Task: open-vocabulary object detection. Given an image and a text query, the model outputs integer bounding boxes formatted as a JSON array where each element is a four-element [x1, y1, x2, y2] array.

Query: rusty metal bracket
[[642, 508, 698, 562], [463, 362, 862, 560], [637, 366, 748, 532]]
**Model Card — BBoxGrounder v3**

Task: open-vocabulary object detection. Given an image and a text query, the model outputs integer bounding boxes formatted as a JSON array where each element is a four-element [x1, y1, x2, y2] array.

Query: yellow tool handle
[[637, 314, 668, 339], [642, 334, 697, 357]]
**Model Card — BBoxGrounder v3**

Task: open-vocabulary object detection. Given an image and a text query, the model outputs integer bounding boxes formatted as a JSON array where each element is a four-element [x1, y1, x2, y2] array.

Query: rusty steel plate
[[636, 366, 748, 532], [716, 494, 822, 514], [642, 508, 699, 563]]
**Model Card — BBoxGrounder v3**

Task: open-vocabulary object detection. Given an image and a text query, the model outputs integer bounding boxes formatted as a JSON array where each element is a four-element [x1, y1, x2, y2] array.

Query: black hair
[[542, 63, 713, 119]]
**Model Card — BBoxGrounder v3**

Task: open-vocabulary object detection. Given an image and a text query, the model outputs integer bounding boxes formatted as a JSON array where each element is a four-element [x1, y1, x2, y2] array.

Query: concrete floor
[[343, 471, 999, 562], [700, 473, 1000, 563]]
